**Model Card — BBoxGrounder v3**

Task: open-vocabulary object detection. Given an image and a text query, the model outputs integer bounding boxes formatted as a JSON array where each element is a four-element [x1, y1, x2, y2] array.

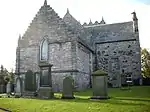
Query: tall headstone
[[91, 70, 109, 99], [25, 70, 36, 92], [61, 76, 75, 99], [6, 82, 11, 94], [0, 85, 5, 94], [15, 77, 22, 97], [38, 63, 54, 99]]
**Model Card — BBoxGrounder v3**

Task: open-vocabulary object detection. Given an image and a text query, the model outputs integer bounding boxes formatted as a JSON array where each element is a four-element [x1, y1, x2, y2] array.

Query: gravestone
[[38, 63, 54, 99], [61, 76, 75, 99], [139, 78, 143, 85], [91, 70, 109, 99], [0, 85, 5, 94], [15, 77, 22, 97], [36, 73, 40, 91], [6, 82, 11, 94], [25, 70, 36, 92]]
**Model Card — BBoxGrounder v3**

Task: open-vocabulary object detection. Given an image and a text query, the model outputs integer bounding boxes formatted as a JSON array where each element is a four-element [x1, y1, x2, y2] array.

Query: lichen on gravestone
[[92, 69, 107, 76]]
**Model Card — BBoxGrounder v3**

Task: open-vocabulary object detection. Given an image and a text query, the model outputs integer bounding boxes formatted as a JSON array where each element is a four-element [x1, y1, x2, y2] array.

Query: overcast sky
[[0, 0, 149, 71]]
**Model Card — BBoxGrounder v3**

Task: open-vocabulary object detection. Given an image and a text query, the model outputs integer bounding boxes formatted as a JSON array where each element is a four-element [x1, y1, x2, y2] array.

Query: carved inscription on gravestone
[[40, 68, 49, 87]]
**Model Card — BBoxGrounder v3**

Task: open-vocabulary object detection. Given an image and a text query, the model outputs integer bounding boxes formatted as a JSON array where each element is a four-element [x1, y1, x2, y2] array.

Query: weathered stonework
[[15, 1, 141, 91]]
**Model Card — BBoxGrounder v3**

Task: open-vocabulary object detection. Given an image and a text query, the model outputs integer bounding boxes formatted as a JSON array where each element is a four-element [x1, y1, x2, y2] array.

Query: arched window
[[40, 39, 48, 61]]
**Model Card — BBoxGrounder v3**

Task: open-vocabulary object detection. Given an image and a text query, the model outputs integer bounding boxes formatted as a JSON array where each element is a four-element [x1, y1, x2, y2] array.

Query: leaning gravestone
[[15, 77, 22, 97], [61, 76, 75, 99], [91, 69, 109, 99]]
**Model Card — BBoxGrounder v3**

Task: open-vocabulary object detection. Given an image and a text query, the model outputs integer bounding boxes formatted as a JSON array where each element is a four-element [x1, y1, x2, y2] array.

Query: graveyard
[[0, 86, 150, 112], [0, 0, 150, 112], [0, 67, 150, 112]]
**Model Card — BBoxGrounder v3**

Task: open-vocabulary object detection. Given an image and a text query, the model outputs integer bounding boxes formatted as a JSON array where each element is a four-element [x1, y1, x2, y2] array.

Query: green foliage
[[141, 48, 150, 78], [0, 65, 15, 85], [0, 86, 150, 112]]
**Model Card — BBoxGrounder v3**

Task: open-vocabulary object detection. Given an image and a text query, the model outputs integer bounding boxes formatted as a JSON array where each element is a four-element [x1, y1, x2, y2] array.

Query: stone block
[[38, 87, 54, 99], [15, 93, 21, 98], [91, 70, 109, 99]]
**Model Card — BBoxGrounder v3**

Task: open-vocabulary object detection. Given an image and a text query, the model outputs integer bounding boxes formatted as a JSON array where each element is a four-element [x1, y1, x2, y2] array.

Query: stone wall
[[19, 47, 39, 73], [51, 72, 90, 92], [76, 43, 91, 73], [84, 20, 141, 85], [16, 4, 77, 73], [19, 41, 73, 72], [49, 42, 72, 71], [96, 40, 141, 85], [76, 42, 92, 89]]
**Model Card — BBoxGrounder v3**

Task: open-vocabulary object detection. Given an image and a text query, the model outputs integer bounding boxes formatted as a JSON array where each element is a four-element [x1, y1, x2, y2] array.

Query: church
[[15, 0, 142, 92]]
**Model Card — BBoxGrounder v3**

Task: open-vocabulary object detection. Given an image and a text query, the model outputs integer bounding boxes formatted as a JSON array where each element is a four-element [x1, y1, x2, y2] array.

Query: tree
[[0, 65, 15, 85], [141, 48, 150, 78]]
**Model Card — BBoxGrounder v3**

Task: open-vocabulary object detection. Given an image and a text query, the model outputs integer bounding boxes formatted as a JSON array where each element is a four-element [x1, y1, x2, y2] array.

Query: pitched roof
[[63, 8, 83, 36], [62, 9, 93, 51]]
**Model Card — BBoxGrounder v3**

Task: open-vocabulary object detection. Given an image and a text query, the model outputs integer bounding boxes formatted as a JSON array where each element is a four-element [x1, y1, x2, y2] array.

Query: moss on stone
[[92, 69, 107, 76]]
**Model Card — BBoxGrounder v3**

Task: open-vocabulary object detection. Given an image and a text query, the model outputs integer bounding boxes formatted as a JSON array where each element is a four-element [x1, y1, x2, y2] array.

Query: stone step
[[23, 91, 36, 97]]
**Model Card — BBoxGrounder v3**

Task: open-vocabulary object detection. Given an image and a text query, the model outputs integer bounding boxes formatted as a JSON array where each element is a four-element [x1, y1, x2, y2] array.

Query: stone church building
[[15, 0, 141, 92]]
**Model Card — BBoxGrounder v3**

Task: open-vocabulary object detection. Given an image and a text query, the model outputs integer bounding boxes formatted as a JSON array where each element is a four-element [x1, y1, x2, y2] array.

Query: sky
[[0, 0, 149, 71]]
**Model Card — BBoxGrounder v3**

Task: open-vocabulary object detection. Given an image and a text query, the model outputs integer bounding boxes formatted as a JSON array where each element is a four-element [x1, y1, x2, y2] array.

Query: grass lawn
[[0, 86, 150, 112]]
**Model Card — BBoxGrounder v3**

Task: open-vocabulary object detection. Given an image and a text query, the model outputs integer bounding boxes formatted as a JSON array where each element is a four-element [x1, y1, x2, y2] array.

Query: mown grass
[[0, 86, 150, 112]]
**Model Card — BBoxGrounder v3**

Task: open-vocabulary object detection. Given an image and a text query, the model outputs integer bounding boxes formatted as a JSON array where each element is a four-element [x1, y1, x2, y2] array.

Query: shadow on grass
[[60, 97, 147, 106], [114, 97, 150, 102], [32, 96, 147, 106]]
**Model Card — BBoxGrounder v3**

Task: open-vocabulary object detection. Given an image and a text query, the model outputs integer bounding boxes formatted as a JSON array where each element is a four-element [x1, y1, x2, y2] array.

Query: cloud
[[0, 0, 149, 70]]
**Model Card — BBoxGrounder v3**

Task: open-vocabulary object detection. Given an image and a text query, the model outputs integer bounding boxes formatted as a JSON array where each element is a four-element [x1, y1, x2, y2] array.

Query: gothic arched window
[[40, 39, 48, 61]]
